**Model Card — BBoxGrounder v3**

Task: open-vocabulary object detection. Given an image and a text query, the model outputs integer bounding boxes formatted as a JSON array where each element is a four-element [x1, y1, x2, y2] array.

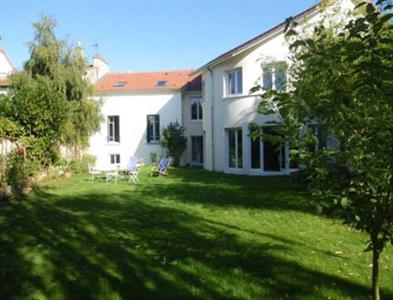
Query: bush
[[5, 150, 37, 195], [160, 122, 187, 166], [68, 154, 96, 174]]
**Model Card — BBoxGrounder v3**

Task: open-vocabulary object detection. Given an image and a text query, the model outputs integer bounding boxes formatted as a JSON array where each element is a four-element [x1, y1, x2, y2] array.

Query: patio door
[[250, 126, 287, 173], [191, 136, 203, 164]]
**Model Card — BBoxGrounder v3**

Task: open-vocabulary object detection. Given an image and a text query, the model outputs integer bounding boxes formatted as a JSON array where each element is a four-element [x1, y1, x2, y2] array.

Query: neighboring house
[[0, 48, 15, 95], [88, 69, 202, 170], [197, 0, 355, 175], [0, 48, 16, 159]]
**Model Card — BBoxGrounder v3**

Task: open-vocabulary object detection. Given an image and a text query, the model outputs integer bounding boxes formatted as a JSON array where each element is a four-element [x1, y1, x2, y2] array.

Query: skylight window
[[156, 80, 167, 87], [113, 81, 127, 88]]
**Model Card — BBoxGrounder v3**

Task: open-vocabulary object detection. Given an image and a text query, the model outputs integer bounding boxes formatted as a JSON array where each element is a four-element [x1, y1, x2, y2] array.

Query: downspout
[[207, 66, 215, 170]]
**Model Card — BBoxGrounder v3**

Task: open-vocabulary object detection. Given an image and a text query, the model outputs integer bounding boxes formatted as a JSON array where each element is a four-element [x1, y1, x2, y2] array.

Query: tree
[[255, 1, 393, 299], [3, 14, 101, 164], [160, 121, 187, 166]]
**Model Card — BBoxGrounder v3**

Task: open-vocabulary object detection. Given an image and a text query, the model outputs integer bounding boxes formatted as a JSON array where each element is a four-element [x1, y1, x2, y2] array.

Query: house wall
[[88, 90, 182, 170], [202, 0, 355, 175], [0, 51, 14, 79], [181, 91, 203, 166]]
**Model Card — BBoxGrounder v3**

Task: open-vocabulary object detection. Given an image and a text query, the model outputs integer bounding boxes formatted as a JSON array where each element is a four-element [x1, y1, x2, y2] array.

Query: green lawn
[[0, 168, 392, 300]]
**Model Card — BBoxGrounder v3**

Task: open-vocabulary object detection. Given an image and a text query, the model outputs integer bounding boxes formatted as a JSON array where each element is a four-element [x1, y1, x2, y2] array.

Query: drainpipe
[[207, 66, 215, 170]]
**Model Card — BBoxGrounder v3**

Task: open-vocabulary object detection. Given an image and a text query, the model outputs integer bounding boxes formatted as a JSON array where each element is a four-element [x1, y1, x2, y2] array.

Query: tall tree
[[255, 1, 393, 299], [2, 14, 101, 163]]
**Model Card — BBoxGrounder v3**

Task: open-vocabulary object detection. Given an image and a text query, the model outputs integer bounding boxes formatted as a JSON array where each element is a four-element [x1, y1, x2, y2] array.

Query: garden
[[1, 168, 392, 299]]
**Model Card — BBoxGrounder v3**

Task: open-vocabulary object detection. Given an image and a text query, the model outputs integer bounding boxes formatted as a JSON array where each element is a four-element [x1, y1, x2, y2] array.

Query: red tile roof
[[95, 69, 194, 93]]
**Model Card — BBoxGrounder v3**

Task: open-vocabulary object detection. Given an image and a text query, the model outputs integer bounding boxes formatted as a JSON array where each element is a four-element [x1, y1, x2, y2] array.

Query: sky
[[0, 0, 318, 72]]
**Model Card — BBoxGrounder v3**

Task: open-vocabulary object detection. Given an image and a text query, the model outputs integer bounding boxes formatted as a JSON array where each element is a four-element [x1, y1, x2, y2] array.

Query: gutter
[[207, 66, 215, 170]]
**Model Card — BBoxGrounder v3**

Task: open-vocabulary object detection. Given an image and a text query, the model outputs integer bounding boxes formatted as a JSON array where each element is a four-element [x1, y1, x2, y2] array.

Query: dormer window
[[156, 80, 167, 87], [113, 81, 127, 88]]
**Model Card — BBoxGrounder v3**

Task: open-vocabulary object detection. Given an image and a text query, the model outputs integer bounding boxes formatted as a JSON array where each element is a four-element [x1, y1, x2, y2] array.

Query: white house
[[196, 0, 355, 175], [0, 48, 15, 95], [85, 0, 356, 174], [0, 1, 357, 175], [88, 69, 203, 170]]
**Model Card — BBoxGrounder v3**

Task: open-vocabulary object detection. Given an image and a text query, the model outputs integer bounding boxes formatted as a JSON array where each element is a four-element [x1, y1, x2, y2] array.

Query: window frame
[[227, 128, 243, 169], [226, 68, 243, 96], [107, 115, 120, 143], [110, 154, 120, 165], [190, 97, 203, 121], [262, 62, 288, 91], [146, 114, 160, 144]]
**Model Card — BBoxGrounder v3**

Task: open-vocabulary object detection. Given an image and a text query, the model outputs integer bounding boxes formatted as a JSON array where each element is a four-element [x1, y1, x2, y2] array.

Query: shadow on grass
[[1, 186, 391, 299], [143, 168, 314, 214]]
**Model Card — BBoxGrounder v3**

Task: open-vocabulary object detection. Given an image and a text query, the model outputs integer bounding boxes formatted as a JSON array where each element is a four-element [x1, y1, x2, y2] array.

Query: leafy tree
[[254, 1, 393, 299], [160, 121, 187, 166], [3, 14, 101, 163]]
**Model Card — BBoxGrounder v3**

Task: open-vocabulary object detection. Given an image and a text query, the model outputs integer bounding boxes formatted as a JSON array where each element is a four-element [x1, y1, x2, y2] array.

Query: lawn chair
[[88, 164, 101, 182], [128, 156, 142, 183], [151, 158, 170, 177]]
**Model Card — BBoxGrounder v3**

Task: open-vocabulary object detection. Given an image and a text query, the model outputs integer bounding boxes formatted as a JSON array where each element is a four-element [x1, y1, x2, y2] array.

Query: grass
[[0, 167, 392, 300]]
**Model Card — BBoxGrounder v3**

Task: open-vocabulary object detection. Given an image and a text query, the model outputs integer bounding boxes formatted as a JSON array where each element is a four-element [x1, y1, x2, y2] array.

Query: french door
[[251, 126, 287, 173], [191, 136, 203, 164]]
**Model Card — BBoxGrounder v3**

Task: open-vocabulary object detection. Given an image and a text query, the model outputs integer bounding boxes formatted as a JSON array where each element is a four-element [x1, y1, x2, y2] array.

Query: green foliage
[[160, 121, 187, 166], [67, 154, 96, 174], [5, 150, 37, 194], [2, 14, 101, 167], [255, 1, 393, 298]]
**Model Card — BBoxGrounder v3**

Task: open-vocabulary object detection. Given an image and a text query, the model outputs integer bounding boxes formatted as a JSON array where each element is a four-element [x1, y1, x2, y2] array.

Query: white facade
[[0, 49, 14, 79], [89, 90, 183, 170], [200, 0, 355, 175]]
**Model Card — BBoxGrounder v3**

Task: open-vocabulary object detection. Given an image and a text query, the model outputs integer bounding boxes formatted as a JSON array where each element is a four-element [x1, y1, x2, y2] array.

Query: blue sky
[[0, 0, 317, 72]]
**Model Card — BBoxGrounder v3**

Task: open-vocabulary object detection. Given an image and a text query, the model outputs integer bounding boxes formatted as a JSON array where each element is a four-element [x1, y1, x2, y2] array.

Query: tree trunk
[[372, 245, 380, 300]]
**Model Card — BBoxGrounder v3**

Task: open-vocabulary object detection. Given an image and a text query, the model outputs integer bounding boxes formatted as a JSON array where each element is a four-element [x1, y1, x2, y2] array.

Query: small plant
[[160, 122, 187, 166], [5, 147, 37, 196]]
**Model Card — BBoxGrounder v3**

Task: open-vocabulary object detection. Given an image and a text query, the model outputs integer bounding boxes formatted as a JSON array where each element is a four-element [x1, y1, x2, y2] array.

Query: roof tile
[[95, 69, 194, 92]]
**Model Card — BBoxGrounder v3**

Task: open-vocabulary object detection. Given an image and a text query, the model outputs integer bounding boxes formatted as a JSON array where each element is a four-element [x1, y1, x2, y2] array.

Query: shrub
[[160, 122, 187, 166]]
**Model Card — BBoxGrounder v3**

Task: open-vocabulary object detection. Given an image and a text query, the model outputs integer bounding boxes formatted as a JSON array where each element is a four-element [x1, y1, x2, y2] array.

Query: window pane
[[114, 116, 120, 142], [236, 70, 243, 94], [228, 130, 236, 168], [237, 129, 243, 168], [263, 66, 273, 90], [147, 116, 153, 142], [275, 66, 287, 90], [110, 155, 114, 164], [229, 73, 236, 95], [281, 146, 286, 169], [198, 102, 203, 120], [251, 137, 260, 169], [155, 115, 160, 141], [191, 100, 198, 120]]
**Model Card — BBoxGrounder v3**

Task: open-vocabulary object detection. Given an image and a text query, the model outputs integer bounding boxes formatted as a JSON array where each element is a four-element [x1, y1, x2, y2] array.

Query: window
[[227, 68, 243, 95], [262, 66, 273, 90], [113, 81, 127, 88], [251, 136, 261, 169], [147, 115, 160, 143], [110, 154, 120, 164], [190, 97, 203, 120], [156, 80, 167, 87], [262, 62, 287, 91], [191, 136, 203, 164], [107, 116, 120, 143], [228, 129, 243, 168]]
